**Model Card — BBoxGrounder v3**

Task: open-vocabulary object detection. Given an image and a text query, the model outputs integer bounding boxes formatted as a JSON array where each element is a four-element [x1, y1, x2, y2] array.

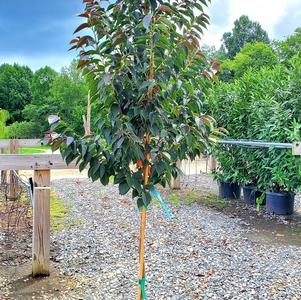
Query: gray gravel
[[50, 178, 301, 300]]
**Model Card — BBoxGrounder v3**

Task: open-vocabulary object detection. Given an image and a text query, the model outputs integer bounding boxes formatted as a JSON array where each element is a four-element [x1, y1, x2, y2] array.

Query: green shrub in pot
[[255, 125, 301, 195], [212, 145, 243, 199], [251, 66, 301, 214]]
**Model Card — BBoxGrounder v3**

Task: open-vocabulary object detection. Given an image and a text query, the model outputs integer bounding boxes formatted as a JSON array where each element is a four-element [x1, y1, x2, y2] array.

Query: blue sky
[[0, 0, 300, 71], [0, 0, 82, 70]]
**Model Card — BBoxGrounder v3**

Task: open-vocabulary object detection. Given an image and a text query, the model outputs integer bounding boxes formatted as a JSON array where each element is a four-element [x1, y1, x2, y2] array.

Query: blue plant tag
[[150, 187, 172, 221]]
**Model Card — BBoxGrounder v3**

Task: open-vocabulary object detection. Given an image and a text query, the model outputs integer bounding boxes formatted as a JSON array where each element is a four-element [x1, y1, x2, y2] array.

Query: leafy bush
[[7, 121, 39, 138], [212, 145, 245, 184], [222, 42, 278, 78], [207, 58, 301, 192], [0, 109, 9, 138]]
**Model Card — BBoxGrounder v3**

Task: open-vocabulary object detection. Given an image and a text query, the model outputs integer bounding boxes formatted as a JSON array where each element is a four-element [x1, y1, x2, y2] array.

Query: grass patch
[[201, 193, 229, 209], [20, 145, 50, 154], [50, 191, 82, 231], [166, 190, 228, 209]]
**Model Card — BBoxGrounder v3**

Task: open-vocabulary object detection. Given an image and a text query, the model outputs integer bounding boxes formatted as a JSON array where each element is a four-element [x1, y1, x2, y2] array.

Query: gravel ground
[[45, 178, 301, 300]]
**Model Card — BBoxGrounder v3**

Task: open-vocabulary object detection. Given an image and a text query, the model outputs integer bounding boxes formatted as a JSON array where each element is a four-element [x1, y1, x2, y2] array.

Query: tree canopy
[[0, 64, 33, 123], [222, 42, 278, 78], [275, 27, 301, 63], [30, 66, 57, 105], [0, 61, 89, 138], [50, 0, 221, 209], [221, 15, 270, 58], [23, 62, 88, 136]]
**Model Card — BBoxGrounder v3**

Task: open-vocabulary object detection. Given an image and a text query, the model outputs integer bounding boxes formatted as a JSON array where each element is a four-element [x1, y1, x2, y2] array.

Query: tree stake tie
[[138, 276, 147, 299], [150, 187, 172, 221]]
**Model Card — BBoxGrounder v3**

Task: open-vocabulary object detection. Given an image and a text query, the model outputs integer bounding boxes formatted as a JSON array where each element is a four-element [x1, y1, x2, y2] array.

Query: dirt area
[[0, 264, 77, 300]]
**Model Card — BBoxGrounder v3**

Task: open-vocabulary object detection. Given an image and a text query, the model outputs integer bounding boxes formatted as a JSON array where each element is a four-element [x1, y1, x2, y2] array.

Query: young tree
[[221, 15, 270, 58], [50, 0, 221, 298]]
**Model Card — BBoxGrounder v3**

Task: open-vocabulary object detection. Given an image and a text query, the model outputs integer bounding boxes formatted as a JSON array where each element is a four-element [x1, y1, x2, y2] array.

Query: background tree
[[49, 64, 88, 134], [0, 64, 33, 123], [200, 44, 227, 61], [222, 42, 278, 78], [221, 15, 270, 58], [30, 66, 57, 104], [20, 66, 57, 137], [23, 61, 88, 137], [50, 0, 221, 298], [275, 27, 301, 63]]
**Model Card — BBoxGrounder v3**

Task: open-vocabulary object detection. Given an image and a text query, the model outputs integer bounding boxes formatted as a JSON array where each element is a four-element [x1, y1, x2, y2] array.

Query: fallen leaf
[[276, 233, 285, 238]]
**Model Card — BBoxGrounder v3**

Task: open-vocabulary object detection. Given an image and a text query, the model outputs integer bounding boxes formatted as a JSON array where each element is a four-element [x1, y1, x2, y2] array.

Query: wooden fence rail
[[0, 154, 76, 171], [0, 151, 77, 277], [0, 139, 43, 148]]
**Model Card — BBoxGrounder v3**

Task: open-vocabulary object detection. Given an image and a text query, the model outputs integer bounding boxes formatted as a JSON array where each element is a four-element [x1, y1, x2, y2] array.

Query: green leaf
[[150, 0, 157, 10], [142, 191, 152, 207], [137, 198, 144, 210], [100, 173, 110, 186], [79, 159, 89, 172], [143, 13, 152, 32], [119, 182, 130, 195], [99, 164, 105, 179], [66, 136, 74, 146], [132, 189, 140, 198]]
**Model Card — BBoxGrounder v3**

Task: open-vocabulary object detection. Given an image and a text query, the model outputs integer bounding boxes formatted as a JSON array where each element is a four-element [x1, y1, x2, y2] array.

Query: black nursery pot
[[266, 191, 295, 215], [243, 185, 262, 205], [219, 182, 241, 199]]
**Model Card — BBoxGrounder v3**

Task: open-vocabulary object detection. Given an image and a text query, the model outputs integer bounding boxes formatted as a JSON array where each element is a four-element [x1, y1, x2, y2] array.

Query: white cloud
[[201, 0, 301, 48]]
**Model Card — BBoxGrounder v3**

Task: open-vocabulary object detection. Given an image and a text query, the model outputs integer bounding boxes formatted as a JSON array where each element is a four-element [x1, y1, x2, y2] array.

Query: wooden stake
[[9, 139, 19, 199], [32, 169, 51, 277], [137, 12, 155, 296], [137, 134, 151, 300], [208, 155, 217, 172], [83, 91, 91, 136], [0, 148, 7, 185], [137, 207, 147, 300]]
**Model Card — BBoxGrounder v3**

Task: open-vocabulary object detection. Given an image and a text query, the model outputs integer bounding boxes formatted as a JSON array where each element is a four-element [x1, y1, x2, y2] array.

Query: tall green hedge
[[206, 57, 301, 192]]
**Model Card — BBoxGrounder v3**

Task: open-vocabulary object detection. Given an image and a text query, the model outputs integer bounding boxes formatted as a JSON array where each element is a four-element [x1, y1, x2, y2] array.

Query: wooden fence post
[[9, 139, 19, 199], [208, 156, 217, 172], [32, 169, 51, 277], [171, 160, 182, 190], [0, 148, 7, 185]]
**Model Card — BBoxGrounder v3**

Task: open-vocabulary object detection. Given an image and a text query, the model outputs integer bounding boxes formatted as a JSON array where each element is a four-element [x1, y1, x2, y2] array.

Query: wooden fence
[[0, 139, 76, 276]]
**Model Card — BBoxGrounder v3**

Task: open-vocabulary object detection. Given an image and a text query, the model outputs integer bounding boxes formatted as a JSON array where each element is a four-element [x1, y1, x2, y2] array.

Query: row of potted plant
[[213, 146, 297, 215], [206, 59, 301, 215]]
